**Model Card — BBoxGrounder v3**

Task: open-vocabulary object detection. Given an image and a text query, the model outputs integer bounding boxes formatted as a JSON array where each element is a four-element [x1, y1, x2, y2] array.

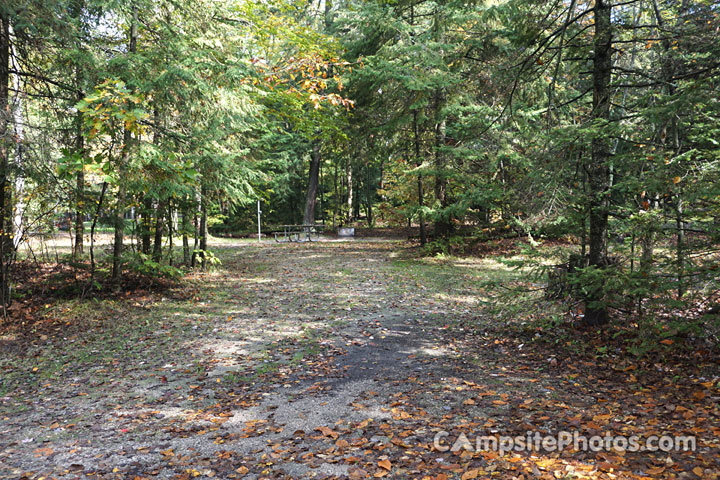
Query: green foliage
[[77, 79, 147, 141], [193, 250, 222, 270], [127, 253, 184, 279], [4, 0, 720, 342]]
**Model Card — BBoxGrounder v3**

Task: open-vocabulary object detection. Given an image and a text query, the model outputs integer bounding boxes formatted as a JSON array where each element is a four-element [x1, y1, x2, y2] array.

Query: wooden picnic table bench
[[274, 224, 324, 242]]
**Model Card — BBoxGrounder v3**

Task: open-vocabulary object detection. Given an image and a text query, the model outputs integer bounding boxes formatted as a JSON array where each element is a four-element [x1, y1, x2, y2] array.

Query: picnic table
[[274, 224, 324, 243]]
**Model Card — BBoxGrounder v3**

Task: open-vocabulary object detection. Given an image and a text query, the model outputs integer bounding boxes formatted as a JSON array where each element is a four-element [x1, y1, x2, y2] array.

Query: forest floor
[[0, 239, 718, 480]]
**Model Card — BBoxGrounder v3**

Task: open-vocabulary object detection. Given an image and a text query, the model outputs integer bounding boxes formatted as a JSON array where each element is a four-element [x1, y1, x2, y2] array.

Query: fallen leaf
[[316, 426, 339, 439], [33, 447, 54, 457], [461, 469, 480, 480]]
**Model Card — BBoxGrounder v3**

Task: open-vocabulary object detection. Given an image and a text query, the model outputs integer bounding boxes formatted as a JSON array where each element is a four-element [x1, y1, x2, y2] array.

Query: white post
[[257, 199, 262, 242]]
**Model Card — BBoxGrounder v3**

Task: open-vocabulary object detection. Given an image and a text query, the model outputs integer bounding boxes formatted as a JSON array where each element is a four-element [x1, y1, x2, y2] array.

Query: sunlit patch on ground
[[0, 238, 717, 479]]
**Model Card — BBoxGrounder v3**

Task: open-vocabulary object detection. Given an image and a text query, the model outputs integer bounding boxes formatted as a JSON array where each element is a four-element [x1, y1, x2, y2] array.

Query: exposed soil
[[0, 240, 718, 480]]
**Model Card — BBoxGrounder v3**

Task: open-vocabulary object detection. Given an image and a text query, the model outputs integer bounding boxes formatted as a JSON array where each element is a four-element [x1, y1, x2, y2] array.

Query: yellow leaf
[[693, 467, 704, 477], [672, 176, 682, 184]]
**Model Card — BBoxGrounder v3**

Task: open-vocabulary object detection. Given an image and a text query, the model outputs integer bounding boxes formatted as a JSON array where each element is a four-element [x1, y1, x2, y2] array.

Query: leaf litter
[[0, 239, 718, 479]]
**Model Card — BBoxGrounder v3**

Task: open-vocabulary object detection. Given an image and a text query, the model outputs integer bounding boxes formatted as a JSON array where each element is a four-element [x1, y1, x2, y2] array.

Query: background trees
[[1, 0, 719, 330]]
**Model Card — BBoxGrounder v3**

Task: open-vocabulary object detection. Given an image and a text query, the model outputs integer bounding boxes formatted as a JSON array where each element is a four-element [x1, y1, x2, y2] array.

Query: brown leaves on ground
[[316, 426, 340, 439], [2, 240, 718, 480]]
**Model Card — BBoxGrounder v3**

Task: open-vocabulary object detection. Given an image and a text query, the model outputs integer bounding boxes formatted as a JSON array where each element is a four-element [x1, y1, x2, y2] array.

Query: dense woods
[[2, 2, 720, 479], [1, 0, 719, 332]]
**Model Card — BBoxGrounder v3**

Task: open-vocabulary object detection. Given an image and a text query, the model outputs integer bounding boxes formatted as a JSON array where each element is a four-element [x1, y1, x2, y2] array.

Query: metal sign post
[[257, 199, 262, 242]]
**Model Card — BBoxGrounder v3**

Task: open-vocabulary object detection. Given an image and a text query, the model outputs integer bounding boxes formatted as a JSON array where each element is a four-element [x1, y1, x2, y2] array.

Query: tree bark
[[583, 0, 612, 326], [141, 197, 152, 254], [303, 140, 321, 224], [73, 68, 84, 257], [141, 107, 161, 256], [346, 157, 353, 224], [432, 7, 450, 237], [10, 42, 25, 251], [652, 0, 688, 299], [433, 90, 450, 236], [112, 185, 127, 280], [191, 186, 199, 267], [366, 164, 373, 227], [676, 193, 684, 298], [0, 12, 12, 308], [182, 198, 190, 266], [112, 4, 138, 281], [639, 195, 658, 275], [199, 184, 208, 269], [413, 110, 426, 246], [74, 158, 84, 256], [639, 231, 654, 274], [89, 182, 108, 282], [70, 0, 86, 259], [332, 161, 338, 228], [408, 4, 426, 246], [167, 203, 174, 266], [152, 201, 163, 262]]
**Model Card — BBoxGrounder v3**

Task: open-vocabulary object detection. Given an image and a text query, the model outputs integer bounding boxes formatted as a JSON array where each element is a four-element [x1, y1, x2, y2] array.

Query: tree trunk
[[639, 196, 658, 274], [413, 110, 426, 246], [142, 107, 161, 256], [152, 201, 163, 262], [0, 11, 12, 308], [676, 193, 685, 298], [89, 182, 108, 282], [346, 158, 353, 223], [74, 167, 84, 256], [167, 203, 174, 266], [141, 197, 152, 254], [191, 187, 199, 267], [112, 186, 126, 280], [73, 69, 84, 258], [332, 161, 338, 228], [182, 199, 190, 266], [112, 4, 138, 281], [303, 140, 321, 224], [366, 164, 373, 227], [433, 90, 450, 236], [432, 8, 450, 237], [199, 184, 208, 269], [652, 0, 688, 299], [10, 47, 25, 251], [639, 232, 654, 274], [583, 0, 612, 326]]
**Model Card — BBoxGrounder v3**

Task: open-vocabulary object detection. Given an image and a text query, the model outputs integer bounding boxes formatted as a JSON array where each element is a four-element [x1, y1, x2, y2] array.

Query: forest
[[1, 0, 719, 479]]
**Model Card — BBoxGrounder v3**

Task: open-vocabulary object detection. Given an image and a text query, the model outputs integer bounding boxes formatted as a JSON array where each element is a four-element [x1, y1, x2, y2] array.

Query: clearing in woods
[[0, 239, 718, 479]]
